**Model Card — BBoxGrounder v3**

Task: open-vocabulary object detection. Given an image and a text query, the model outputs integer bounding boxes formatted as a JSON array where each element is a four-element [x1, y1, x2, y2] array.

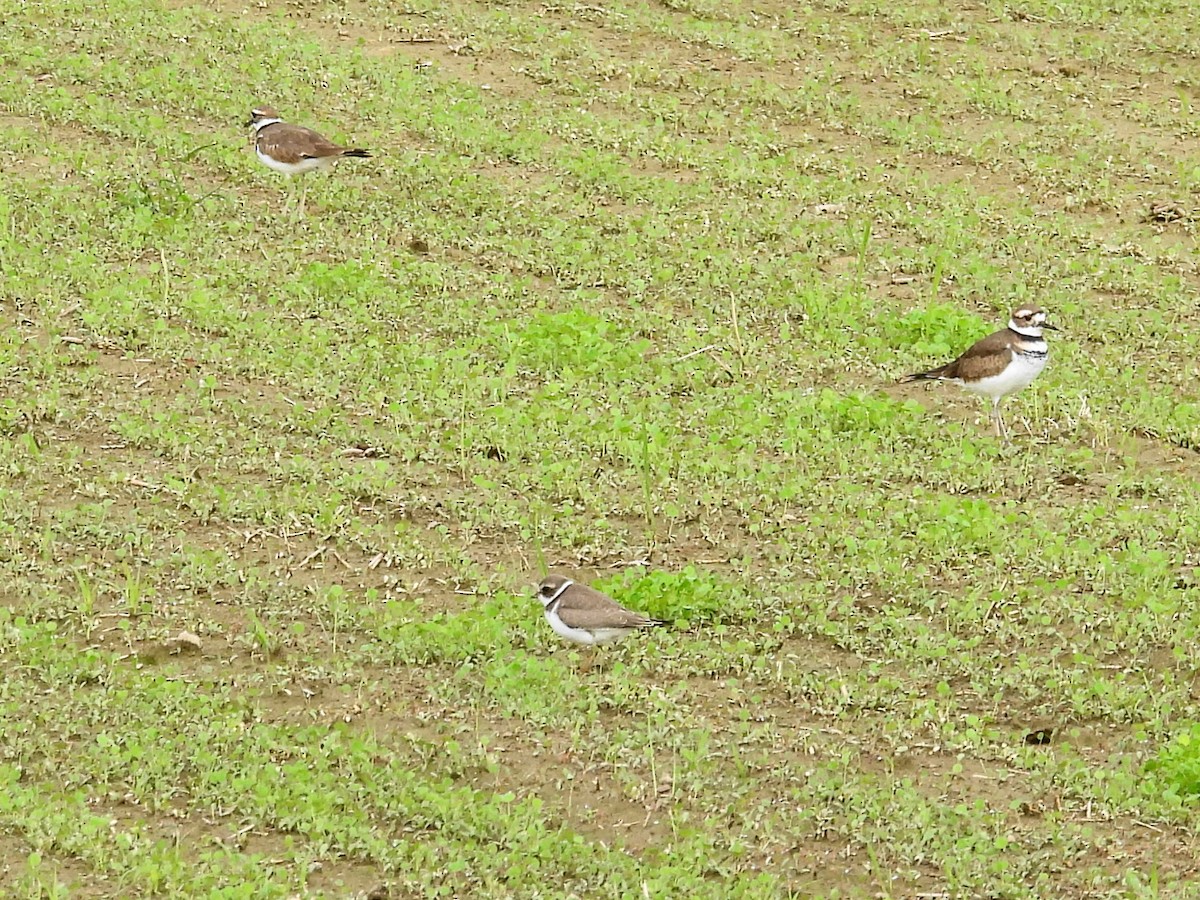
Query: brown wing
[[904, 327, 1013, 382], [554, 584, 661, 630], [257, 122, 349, 163], [938, 329, 1015, 381]]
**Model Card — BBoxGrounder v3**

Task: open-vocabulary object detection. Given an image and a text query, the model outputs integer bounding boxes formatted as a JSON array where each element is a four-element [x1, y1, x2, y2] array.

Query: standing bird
[[901, 306, 1056, 441], [245, 106, 371, 216], [536, 574, 664, 647]]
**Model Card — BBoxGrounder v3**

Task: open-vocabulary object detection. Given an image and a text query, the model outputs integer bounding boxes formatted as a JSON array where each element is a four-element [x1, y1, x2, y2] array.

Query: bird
[[536, 574, 665, 647], [245, 105, 371, 216], [901, 306, 1056, 441]]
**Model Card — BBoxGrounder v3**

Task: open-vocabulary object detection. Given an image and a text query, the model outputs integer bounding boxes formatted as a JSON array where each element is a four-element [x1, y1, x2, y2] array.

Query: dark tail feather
[[900, 367, 946, 383], [342, 148, 371, 159]]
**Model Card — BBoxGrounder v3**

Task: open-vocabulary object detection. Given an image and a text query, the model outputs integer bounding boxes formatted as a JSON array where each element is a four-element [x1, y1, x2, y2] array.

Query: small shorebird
[[245, 105, 370, 216], [902, 306, 1056, 441], [536, 574, 664, 647]]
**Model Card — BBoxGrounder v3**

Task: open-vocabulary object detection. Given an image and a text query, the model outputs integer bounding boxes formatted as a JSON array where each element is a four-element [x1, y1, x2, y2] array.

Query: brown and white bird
[[536, 575, 664, 647], [901, 306, 1056, 441], [245, 106, 370, 215]]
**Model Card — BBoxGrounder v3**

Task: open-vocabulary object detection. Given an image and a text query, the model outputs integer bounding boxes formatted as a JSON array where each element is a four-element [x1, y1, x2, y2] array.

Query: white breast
[[255, 146, 329, 176], [961, 349, 1047, 401], [544, 610, 598, 646]]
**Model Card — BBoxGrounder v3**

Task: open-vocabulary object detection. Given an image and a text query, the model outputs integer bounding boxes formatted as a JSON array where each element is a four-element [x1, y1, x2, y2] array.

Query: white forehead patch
[[1015, 308, 1035, 319]]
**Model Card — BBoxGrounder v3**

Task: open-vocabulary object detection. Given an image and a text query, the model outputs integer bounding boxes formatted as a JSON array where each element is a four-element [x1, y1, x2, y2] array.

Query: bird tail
[[341, 148, 371, 159], [900, 366, 947, 383]]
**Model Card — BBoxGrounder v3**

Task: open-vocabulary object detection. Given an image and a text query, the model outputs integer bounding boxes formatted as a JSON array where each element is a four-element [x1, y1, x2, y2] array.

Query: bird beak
[[1042, 323, 1059, 331]]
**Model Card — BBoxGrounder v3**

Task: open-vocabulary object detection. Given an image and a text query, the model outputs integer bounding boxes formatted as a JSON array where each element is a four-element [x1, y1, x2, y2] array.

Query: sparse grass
[[1, 0, 1200, 895]]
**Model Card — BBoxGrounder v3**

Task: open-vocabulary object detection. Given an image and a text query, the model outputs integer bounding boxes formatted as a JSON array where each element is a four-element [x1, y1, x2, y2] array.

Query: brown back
[[906, 327, 1017, 382], [257, 122, 358, 164], [553, 583, 660, 630]]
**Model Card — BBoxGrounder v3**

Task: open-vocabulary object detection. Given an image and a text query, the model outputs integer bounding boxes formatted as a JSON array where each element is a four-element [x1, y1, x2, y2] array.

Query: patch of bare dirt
[[0, 829, 100, 894]]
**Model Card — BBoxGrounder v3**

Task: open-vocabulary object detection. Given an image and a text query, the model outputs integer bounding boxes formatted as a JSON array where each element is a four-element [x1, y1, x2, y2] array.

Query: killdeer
[[536, 574, 664, 647], [245, 106, 370, 215], [901, 306, 1056, 440]]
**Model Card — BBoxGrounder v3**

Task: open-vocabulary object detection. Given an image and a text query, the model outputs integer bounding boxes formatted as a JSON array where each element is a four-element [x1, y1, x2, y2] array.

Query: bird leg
[[577, 648, 600, 676], [991, 398, 1009, 443], [280, 178, 300, 219]]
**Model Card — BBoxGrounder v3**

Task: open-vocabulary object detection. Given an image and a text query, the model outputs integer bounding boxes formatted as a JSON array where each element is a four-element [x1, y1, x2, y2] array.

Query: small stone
[[166, 631, 203, 653]]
